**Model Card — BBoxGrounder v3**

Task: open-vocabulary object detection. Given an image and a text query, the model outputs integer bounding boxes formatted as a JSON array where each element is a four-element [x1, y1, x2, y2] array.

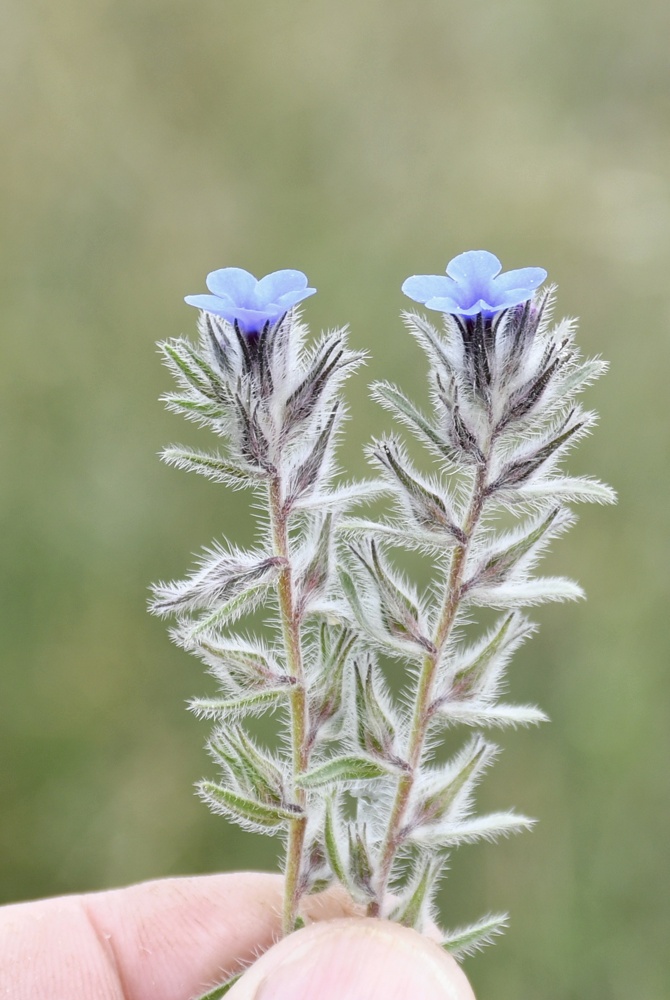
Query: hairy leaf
[[161, 446, 265, 487], [442, 913, 509, 959], [296, 755, 394, 789], [198, 781, 299, 830]]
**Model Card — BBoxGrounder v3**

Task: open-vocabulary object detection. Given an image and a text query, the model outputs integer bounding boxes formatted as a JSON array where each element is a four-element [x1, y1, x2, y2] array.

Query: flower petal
[[402, 274, 456, 304], [424, 294, 467, 313], [492, 267, 547, 294], [254, 269, 309, 307], [445, 251, 502, 283], [206, 268, 257, 306], [184, 294, 238, 318], [274, 286, 317, 311]]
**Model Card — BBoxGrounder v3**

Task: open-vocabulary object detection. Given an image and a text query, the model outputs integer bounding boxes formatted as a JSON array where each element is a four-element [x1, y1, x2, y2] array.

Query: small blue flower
[[402, 251, 547, 319], [185, 267, 316, 334]]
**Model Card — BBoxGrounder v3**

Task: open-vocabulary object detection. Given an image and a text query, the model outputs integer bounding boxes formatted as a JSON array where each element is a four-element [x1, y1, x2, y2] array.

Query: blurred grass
[[1, 1, 669, 997]]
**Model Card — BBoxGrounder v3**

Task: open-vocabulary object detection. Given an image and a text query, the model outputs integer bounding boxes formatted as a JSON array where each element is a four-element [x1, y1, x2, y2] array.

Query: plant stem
[[369, 458, 490, 916], [269, 477, 309, 936]]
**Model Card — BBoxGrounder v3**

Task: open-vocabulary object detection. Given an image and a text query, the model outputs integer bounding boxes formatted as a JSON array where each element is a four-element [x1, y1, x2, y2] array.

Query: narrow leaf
[[442, 913, 509, 959], [371, 382, 457, 463], [503, 475, 616, 506], [296, 755, 394, 789], [195, 972, 243, 1000], [161, 446, 264, 486], [413, 811, 535, 847], [474, 576, 584, 608], [198, 781, 298, 828], [188, 577, 278, 636], [416, 738, 494, 827], [435, 702, 548, 728], [445, 613, 528, 700], [390, 856, 440, 930], [324, 798, 349, 888], [189, 687, 292, 719], [467, 508, 562, 590], [372, 440, 465, 541]]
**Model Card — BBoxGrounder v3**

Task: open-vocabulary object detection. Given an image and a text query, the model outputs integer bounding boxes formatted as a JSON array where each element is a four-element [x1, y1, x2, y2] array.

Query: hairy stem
[[369, 457, 490, 916], [269, 477, 309, 935]]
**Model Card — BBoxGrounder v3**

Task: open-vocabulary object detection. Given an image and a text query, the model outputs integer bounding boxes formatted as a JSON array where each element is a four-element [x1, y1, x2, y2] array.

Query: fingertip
[[228, 918, 476, 1000]]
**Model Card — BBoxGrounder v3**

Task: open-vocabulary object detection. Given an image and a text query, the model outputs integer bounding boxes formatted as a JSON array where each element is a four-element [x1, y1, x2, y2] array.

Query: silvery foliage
[[151, 274, 613, 992]]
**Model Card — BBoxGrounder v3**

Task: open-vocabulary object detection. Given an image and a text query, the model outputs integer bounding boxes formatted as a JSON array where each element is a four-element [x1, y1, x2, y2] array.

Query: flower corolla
[[402, 251, 547, 319], [185, 268, 316, 334]]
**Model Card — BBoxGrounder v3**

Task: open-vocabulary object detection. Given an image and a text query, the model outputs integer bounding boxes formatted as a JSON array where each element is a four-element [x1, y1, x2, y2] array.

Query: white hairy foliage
[[153, 283, 613, 962]]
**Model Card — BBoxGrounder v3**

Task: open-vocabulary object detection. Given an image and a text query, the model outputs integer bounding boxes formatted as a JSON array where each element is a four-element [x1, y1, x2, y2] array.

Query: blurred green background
[[1, 1, 669, 997]]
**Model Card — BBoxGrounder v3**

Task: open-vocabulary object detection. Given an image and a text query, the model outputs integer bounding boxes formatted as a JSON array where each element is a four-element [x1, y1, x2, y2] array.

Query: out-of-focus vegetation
[[1, 1, 669, 997]]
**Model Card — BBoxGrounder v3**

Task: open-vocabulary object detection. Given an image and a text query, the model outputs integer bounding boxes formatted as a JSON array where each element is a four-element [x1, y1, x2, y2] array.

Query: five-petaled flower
[[185, 267, 316, 334], [402, 250, 547, 319]]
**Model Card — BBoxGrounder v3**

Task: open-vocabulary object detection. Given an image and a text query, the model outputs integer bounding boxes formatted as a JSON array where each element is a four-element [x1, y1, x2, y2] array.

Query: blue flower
[[402, 251, 547, 319], [185, 268, 316, 334]]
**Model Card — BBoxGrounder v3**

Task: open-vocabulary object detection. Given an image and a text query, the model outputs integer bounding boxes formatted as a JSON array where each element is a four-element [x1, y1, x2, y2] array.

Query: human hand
[[0, 873, 476, 1000]]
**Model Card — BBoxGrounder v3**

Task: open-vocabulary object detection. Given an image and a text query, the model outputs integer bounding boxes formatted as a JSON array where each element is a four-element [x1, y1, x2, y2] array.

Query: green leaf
[[311, 625, 356, 730], [161, 340, 224, 399], [469, 508, 562, 588], [296, 755, 393, 789], [189, 687, 292, 719], [324, 798, 348, 888], [373, 441, 465, 541], [447, 613, 526, 699], [350, 541, 433, 653], [371, 382, 456, 463], [347, 826, 375, 900], [417, 738, 492, 827], [442, 913, 509, 959], [436, 702, 548, 729], [338, 569, 370, 634], [195, 972, 243, 999], [298, 513, 333, 609], [198, 781, 299, 828], [209, 728, 285, 805], [354, 662, 397, 761], [506, 475, 616, 506], [189, 578, 277, 636], [390, 856, 440, 930], [163, 393, 224, 421], [194, 637, 286, 689], [161, 446, 263, 486]]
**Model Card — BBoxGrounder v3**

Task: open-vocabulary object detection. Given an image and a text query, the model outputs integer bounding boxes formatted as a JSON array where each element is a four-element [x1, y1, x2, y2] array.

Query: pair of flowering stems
[[151, 251, 614, 997]]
